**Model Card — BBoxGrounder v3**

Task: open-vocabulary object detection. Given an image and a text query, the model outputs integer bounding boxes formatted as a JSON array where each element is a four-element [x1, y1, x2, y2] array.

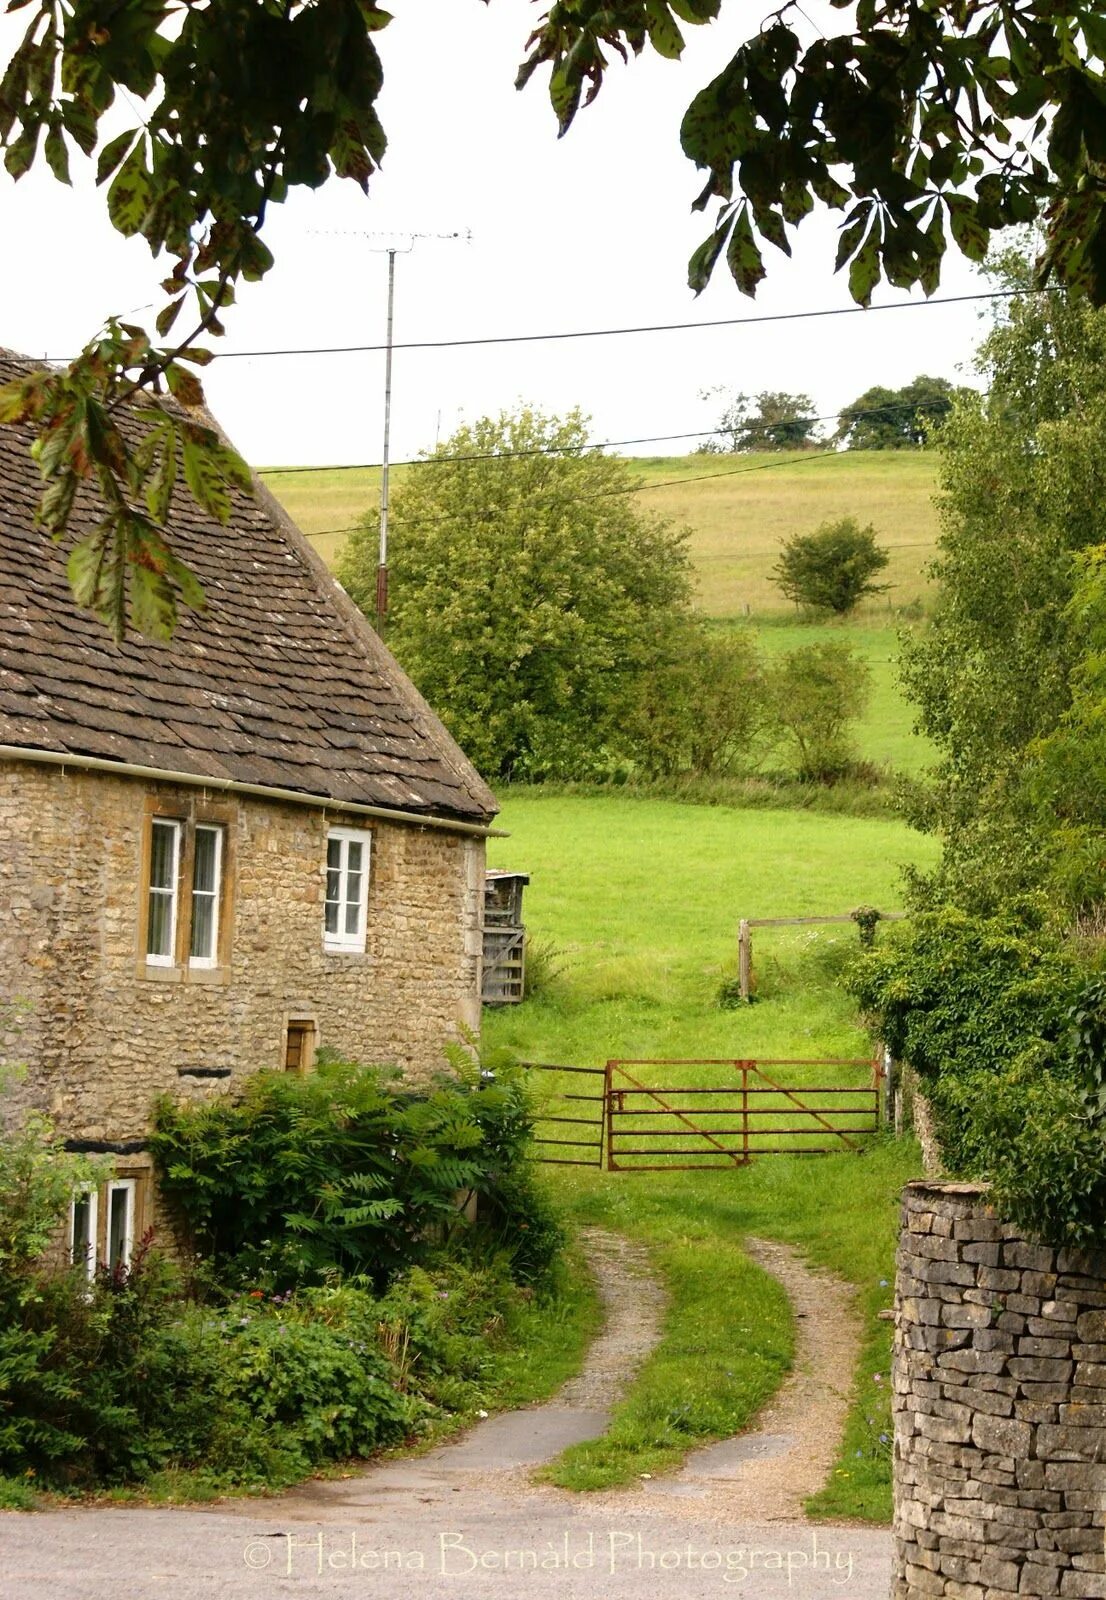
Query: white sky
[[0, 1, 993, 468]]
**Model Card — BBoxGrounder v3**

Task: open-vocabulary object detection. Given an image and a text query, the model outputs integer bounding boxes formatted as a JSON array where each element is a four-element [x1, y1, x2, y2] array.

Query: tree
[[624, 624, 764, 778], [836, 375, 961, 450], [763, 641, 870, 782], [337, 408, 693, 782], [772, 517, 890, 614], [4, 2, 1106, 636], [702, 390, 819, 452], [900, 248, 1106, 911]]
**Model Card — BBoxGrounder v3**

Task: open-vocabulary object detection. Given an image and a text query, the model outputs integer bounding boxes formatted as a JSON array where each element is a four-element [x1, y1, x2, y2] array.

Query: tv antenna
[[312, 227, 471, 635]]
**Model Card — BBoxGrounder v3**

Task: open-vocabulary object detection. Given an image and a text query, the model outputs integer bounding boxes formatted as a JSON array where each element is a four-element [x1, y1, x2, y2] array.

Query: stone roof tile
[[0, 352, 497, 824]]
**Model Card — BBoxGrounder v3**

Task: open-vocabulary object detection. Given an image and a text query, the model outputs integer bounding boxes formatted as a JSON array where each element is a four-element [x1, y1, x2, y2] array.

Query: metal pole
[[375, 247, 396, 636]]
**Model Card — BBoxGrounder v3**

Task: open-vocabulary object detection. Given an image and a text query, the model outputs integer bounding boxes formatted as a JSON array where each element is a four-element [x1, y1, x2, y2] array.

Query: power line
[[296, 435, 940, 541], [261, 394, 973, 478], [204, 287, 1024, 362]]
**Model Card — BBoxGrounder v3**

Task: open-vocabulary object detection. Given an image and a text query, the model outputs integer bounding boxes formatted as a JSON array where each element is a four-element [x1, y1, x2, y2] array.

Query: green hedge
[[849, 909, 1106, 1245]]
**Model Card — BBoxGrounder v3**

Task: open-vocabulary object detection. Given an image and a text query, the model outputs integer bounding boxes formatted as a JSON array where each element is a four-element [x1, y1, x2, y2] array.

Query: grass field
[[483, 793, 937, 1519], [260, 449, 941, 618]]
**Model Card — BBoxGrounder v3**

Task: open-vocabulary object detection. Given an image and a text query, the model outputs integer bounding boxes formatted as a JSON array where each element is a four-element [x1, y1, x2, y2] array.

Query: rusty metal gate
[[523, 1062, 607, 1167], [524, 1057, 881, 1171]]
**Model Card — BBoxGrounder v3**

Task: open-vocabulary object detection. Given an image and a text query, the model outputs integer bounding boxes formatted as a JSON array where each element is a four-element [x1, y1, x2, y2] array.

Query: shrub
[[624, 622, 765, 779], [848, 907, 1079, 1083], [772, 517, 890, 614], [850, 911, 1106, 1244], [150, 1055, 542, 1289], [763, 641, 870, 781]]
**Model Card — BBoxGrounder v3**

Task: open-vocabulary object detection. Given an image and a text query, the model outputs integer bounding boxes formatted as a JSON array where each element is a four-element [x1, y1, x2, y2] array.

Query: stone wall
[[0, 759, 486, 1144], [893, 1180, 1106, 1599]]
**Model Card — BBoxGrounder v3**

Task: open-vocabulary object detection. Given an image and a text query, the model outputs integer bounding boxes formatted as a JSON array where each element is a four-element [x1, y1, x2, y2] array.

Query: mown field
[[260, 448, 941, 618], [483, 793, 938, 1519]]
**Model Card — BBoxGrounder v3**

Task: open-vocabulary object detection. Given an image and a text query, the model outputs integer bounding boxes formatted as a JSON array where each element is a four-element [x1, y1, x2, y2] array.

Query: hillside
[[260, 449, 941, 619]]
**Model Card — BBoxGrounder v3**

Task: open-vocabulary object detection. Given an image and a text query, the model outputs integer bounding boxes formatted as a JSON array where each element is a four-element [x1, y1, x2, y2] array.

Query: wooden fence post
[[738, 919, 752, 1001]]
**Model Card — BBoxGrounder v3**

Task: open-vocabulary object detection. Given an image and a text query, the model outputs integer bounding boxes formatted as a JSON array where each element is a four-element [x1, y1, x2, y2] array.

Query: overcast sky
[[1, 1, 993, 468]]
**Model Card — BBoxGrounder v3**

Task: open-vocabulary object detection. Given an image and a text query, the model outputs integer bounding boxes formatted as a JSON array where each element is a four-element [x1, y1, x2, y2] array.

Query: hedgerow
[[849, 909, 1106, 1245]]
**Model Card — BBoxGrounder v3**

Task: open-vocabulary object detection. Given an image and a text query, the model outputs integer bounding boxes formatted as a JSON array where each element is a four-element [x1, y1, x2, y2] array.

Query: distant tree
[[837, 376, 961, 450], [337, 407, 693, 783], [703, 390, 820, 453], [763, 643, 871, 782], [625, 624, 765, 778], [773, 518, 890, 615]]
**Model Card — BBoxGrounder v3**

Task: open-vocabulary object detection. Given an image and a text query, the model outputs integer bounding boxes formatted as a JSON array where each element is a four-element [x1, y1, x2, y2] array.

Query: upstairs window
[[324, 828, 371, 952], [189, 825, 223, 966], [146, 819, 181, 965], [144, 817, 226, 969]]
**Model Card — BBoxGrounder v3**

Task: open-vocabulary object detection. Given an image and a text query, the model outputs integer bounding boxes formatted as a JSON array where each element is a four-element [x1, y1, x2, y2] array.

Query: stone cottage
[[0, 349, 498, 1272]]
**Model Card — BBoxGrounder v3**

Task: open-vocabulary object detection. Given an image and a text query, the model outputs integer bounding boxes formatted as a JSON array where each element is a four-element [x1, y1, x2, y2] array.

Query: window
[[189, 825, 223, 966], [106, 1179, 136, 1272], [146, 818, 181, 964], [324, 828, 371, 952], [144, 816, 226, 970], [68, 1189, 98, 1281], [284, 1019, 316, 1073]]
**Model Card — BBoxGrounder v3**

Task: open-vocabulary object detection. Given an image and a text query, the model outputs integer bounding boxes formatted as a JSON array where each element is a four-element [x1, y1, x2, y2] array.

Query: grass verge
[[536, 1200, 792, 1492]]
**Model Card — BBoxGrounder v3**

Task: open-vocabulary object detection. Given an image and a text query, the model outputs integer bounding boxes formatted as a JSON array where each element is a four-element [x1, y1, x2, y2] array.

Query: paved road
[[0, 1497, 890, 1600], [0, 1231, 892, 1599]]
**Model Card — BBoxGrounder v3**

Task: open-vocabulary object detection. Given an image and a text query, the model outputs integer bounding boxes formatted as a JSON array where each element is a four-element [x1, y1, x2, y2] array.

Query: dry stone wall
[[893, 1180, 1106, 1599]]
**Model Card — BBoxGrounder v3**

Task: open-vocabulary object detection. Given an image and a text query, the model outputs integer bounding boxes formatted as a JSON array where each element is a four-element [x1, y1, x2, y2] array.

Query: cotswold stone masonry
[[0, 760, 486, 1140], [893, 1180, 1106, 1600]]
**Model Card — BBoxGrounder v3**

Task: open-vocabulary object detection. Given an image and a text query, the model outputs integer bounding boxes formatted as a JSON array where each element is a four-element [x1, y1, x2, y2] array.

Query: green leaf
[[643, 0, 685, 60], [165, 363, 205, 408], [96, 129, 137, 186], [848, 224, 881, 306], [725, 206, 766, 297], [182, 436, 232, 522], [44, 124, 70, 185], [106, 139, 152, 236], [946, 196, 990, 263], [145, 436, 177, 525], [688, 211, 735, 294]]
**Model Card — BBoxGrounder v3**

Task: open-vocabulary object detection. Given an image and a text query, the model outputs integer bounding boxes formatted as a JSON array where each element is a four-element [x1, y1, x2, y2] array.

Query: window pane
[[71, 1195, 93, 1271], [326, 867, 341, 903], [193, 828, 218, 894], [190, 895, 214, 961], [150, 821, 176, 889], [347, 840, 363, 875], [327, 836, 342, 871], [108, 1187, 131, 1270], [324, 898, 339, 934], [147, 890, 172, 958], [344, 896, 361, 936]]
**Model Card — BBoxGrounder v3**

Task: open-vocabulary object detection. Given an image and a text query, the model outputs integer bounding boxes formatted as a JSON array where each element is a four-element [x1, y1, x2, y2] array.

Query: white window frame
[[323, 827, 372, 953], [146, 818, 182, 967], [68, 1187, 99, 1282], [188, 824, 224, 969], [105, 1178, 136, 1271]]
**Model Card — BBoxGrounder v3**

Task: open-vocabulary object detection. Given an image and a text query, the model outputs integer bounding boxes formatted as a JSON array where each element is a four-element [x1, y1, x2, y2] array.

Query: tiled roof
[[0, 352, 497, 824]]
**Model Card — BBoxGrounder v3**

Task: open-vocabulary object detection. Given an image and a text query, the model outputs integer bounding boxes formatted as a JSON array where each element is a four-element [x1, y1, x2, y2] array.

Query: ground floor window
[[67, 1169, 148, 1275]]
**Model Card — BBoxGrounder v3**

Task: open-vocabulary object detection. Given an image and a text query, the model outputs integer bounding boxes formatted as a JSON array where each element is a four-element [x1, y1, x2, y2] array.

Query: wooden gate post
[[603, 1060, 614, 1172], [738, 919, 752, 1001], [740, 1060, 750, 1163]]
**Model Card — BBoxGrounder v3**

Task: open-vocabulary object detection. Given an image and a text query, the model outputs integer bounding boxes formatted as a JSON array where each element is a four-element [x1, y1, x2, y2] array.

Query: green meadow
[[483, 794, 937, 1518]]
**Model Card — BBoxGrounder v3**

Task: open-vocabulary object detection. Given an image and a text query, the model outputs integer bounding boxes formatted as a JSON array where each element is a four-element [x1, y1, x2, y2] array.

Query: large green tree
[[4, 2, 1106, 636], [900, 249, 1106, 910], [836, 375, 961, 449], [703, 389, 819, 452], [338, 408, 693, 782]]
